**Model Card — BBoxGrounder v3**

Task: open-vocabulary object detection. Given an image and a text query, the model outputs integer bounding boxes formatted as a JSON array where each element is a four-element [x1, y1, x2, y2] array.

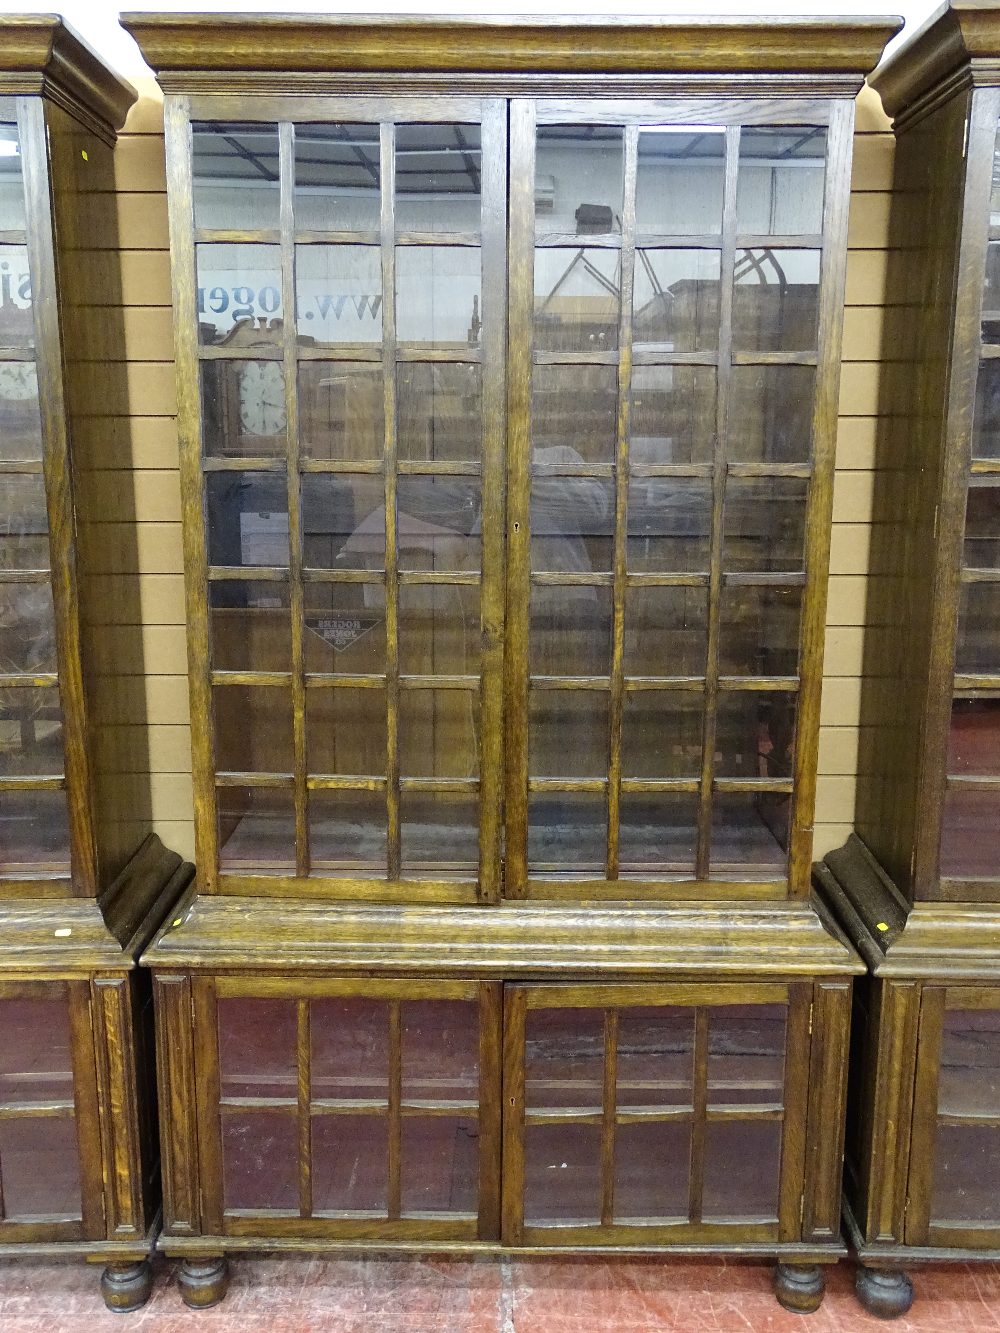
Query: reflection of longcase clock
[[0, 361, 42, 458], [209, 318, 289, 454]]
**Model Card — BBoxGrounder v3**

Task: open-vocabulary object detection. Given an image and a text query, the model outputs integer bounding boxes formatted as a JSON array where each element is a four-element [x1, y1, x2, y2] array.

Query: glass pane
[[965, 481, 1000, 568], [636, 127, 725, 236], [619, 791, 699, 875], [201, 359, 285, 458], [627, 476, 712, 573], [630, 364, 715, 467], [0, 246, 32, 348], [0, 120, 25, 230], [938, 1009, 1000, 1118], [197, 243, 282, 345], [535, 125, 623, 235], [309, 787, 387, 875], [398, 362, 480, 463], [396, 123, 482, 233], [403, 999, 479, 1103], [306, 686, 386, 777], [708, 1005, 786, 1108], [940, 787, 1000, 878], [524, 1123, 602, 1225], [0, 361, 41, 461], [622, 691, 702, 779], [0, 581, 56, 674], [0, 687, 64, 776], [192, 122, 279, 230], [221, 1110, 297, 1212], [294, 122, 380, 232], [534, 247, 619, 352], [530, 584, 612, 678], [948, 698, 1000, 777], [711, 791, 789, 878], [311, 996, 388, 1102], [528, 792, 606, 874], [206, 470, 289, 569], [985, 240, 1000, 343], [0, 473, 49, 570], [614, 1119, 691, 1222], [399, 582, 479, 677], [719, 584, 801, 678], [396, 246, 481, 347], [531, 469, 614, 576], [736, 126, 826, 235], [401, 1116, 478, 1215], [955, 582, 1000, 675], [0, 1115, 81, 1220], [525, 1008, 603, 1111], [973, 359, 1000, 460], [312, 1113, 387, 1213], [0, 997, 74, 1104], [0, 789, 69, 874], [301, 473, 385, 572], [724, 477, 807, 573], [930, 1123, 1000, 1225], [702, 1119, 782, 1219], [728, 365, 814, 464], [624, 585, 708, 679], [616, 1005, 694, 1109], [397, 475, 480, 573], [399, 688, 478, 778], [299, 361, 382, 462], [530, 690, 607, 778], [218, 786, 296, 875], [733, 249, 820, 352], [217, 996, 296, 1099], [400, 790, 478, 876], [214, 685, 293, 774], [211, 580, 290, 673], [715, 691, 797, 781], [633, 249, 721, 352], [533, 364, 617, 464], [295, 244, 382, 346], [305, 582, 386, 676]]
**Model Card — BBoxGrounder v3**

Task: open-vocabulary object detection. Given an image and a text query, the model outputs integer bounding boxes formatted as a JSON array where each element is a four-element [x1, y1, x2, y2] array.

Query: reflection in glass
[[192, 122, 280, 230], [702, 1119, 782, 1219], [402, 1000, 479, 1103], [396, 123, 482, 233], [624, 585, 708, 679], [294, 122, 380, 232], [619, 792, 699, 875], [930, 1123, 1000, 1225], [736, 126, 826, 235], [218, 996, 296, 1099], [940, 787, 1000, 879], [401, 1117, 479, 1215], [965, 481, 1000, 568], [400, 790, 478, 875], [0, 581, 57, 675], [948, 698, 1000, 777], [0, 246, 33, 347], [733, 249, 820, 352], [0, 1115, 81, 1220], [396, 246, 482, 347], [309, 788, 387, 875], [202, 359, 286, 457], [630, 364, 715, 467], [528, 792, 606, 874], [524, 1122, 601, 1224], [206, 471, 289, 569], [530, 689, 608, 778], [715, 691, 796, 781], [306, 686, 386, 778], [196, 243, 282, 345], [708, 1005, 786, 1107], [711, 791, 789, 877], [0, 687, 64, 776], [301, 472, 385, 571], [525, 1008, 603, 1110], [222, 1111, 298, 1212], [0, 997, 74, 1104], [312, 1114, 388, 1213], [531, 463, 613, 575], [530, 583, 612, 679], [973, 359, 1000, 459], [399, 582, 479, 678], [616, 1007, 694, 1108], [984, 240, 1000, 343], [719, 583, 801, 678], [398, 362, 480, 462], [636, 127, 725, 235], [955, 582, 1000, 675], [622, 691, 702, 779], [937, 1009, 1000, 1118], [299, 361, 382, 461], [305, 582, 385, 676], [728, 365, 814, 463], [211, 579, 291, 674], [0, 473, 49, 570], [217, 786, 295, 875], [535, 125, 623, 235], [0, 120, 26, 231], [533, 364, 616, 464], [534, 247, 619, 352], [724, 476, 807, 573], [311, 996, 388, 1101], [627, 476, 712, 573], [399, 688, 479, 779], [615, 1119, 691, 1221], [633, 249, 720, 352], [214, 685, 294, 774], [0, 789, 70, 873], [295, 244, 382, 346], [0, 361, 42, 461], [397, 475, 481, 572]]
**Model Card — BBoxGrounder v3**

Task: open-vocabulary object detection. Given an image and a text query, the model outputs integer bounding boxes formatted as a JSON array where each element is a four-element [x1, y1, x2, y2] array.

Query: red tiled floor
[[1, 1255, 999, 1331]]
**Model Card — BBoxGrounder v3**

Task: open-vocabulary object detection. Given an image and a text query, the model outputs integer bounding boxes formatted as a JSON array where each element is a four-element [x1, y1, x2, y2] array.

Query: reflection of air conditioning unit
[[535, 173, 556, 212]]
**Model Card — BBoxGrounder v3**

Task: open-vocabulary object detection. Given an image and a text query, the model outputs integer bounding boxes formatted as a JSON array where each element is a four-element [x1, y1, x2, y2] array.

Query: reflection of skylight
[[0, 136, 18, 159]]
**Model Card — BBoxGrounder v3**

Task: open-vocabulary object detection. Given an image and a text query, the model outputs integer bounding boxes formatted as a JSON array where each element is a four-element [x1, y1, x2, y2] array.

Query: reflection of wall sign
[[306, 610, 383, 652]]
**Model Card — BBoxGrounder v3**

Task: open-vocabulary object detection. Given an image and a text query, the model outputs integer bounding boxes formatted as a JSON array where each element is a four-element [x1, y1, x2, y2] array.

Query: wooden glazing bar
[[531, 571, 615, 587], [297, 999, 312, 1218], [399, 776, 480, 793], [399, 674, 480, 690], [219, 1097, 297, 1113], [381, 120, 401, 882], [0, 461, 43, 479], [953, 674, 1000, 692], [396, 460, 481, 476], [714, 778, 794, 794], [523, 1108, 603, 1127], [623, 677, 706, 691], [306, 775, 387, 791], [0, 352, 36, 368], [528, 777, 607, 793], [0, 568, 52, 583], [202, 456, 286, 472], [209, 565, 288, 582], [398, 570, 480, 586], [211, 671, 293, 687], [304, 674, 386, 689], [960, 568, 1000, 584], [0, 1101, 75, 1118], [388, 998, 402, 1221], [630, 463, 714, 479], [0, 774, 66, 791], [0, 228, 27, 243], [395, 346, 484, 364], [608, 127, 639, 883], [726, 463, 812, 479], [620, 778, 701, 794], [696, 125, 739, 881], [531, 462, 614, 478], [535, 231, 621, 248], [294, 228, 380, 246], [529, 676, 610, 690], [688, 1007, 710, 1225], [601, 1008, 619, 1226], [724, 571, 806, 588], [198, 344, 284, 362], [395, 230, 481, 247], [971, 459, 1000, 475], [309, 1100, 388, 1116], [301, 568, 385, 584], [717, 676, 799, 692], [736, 234, 824, 249], [299, 458, 383, 475], [0, 673, 58, 688], [215, 771, 295, 787], [194, 227, 281, 243], [532, 349, 619, 366], [944, 774, 1000, 791], [295, 344, 382, 362], [631, 349, 719, 367], [937, 1112, 1000, 1128], [730, 352, 818, 368]]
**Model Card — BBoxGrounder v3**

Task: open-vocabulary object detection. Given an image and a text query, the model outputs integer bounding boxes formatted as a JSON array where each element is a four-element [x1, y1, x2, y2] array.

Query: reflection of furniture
[[0, 20, 192, 1312], [815, 9, 1000, 1320]]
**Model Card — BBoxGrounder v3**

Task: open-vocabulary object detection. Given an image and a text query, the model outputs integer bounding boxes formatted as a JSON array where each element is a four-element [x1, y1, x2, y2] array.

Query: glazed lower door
[[193, 977, 501, 1239], [503, 983, 811, 1244], [906, 985, 1000, 1248]]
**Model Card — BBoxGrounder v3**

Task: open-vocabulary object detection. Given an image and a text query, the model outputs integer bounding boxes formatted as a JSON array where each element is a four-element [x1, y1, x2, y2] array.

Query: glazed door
[[502, 982, 812, 1245], [906, 985, 1000, 1248]]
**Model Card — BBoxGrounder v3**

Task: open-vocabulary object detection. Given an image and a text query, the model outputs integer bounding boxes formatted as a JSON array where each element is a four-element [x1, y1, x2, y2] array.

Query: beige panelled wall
[[106, 77, 892, 865]]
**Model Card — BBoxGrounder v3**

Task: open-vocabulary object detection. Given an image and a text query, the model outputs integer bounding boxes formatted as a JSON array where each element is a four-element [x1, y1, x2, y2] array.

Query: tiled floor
[[1, 1255, 999, 1332]]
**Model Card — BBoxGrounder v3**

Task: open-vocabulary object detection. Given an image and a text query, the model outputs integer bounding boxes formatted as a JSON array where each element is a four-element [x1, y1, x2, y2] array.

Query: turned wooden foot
[[855, 1266, 914, 1319], [774, 1263, 826, 1314], [100, 1260, 153, 1313], [178, 1256, 230, 1309]]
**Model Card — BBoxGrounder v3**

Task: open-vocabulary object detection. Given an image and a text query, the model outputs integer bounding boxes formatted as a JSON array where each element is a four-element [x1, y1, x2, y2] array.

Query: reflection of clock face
[[0, 362, 37, 402], [239, 361, 285, 436]]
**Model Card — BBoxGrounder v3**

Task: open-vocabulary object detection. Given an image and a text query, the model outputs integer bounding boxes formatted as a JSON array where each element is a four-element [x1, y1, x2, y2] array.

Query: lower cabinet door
[[194, 977, 501, 1240], [503, 982, 811, 1245], [906, 985, 1000, 1249]]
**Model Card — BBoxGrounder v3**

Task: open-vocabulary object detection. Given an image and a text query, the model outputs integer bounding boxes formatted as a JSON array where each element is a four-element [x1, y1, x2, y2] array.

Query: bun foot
[[178, 1255, 230, 1309], [774, 1263, 825, 1314], [100, 1259, 153, 1312], [855, 1266, 914, 1319]]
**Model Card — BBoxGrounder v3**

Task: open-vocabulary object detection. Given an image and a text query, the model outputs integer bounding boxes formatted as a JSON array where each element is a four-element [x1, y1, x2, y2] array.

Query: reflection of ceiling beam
[[453, 123, 481, 196], [199, 123, 279, 183], [773, 127, 824, 159]]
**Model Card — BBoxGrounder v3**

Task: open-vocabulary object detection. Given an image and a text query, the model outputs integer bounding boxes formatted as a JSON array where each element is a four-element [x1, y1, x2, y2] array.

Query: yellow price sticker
[[876, 922, 889, 933]]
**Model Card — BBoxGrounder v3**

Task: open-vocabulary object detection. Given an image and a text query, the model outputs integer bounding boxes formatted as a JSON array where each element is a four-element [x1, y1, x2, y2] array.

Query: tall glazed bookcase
[[124, 13, 897, 1311], [0, 16, 192, 1312], [816, 1, 1000, 1319]]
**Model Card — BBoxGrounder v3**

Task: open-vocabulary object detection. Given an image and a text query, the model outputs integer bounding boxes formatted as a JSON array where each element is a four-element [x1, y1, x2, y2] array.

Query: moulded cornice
[[872, 1, 1000, 118]]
